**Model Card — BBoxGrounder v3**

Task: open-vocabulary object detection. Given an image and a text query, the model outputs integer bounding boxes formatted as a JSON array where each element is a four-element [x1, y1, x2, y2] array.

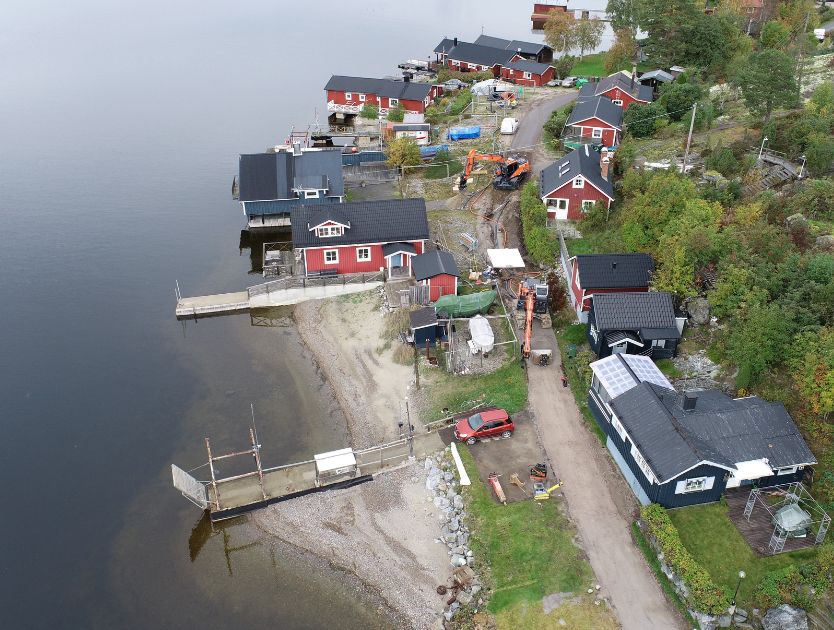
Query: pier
[[175, 271, 385, 318]]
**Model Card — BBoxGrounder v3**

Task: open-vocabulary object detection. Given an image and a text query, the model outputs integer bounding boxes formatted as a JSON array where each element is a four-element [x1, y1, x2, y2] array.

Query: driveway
[[511, 89, 577, 152], [527, 323, 686, 630]]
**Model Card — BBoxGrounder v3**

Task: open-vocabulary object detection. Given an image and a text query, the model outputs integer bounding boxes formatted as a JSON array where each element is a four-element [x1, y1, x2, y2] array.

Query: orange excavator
[[459, 149, 530, 191], [517, 279, 550, 359]]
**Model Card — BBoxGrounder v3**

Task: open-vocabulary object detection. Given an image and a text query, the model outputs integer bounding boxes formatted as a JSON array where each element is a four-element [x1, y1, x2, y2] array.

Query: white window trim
[[675, 476, 715, 494], [581, 200, 595, 212], [358, 93, 366, 102], [323, 249, 339, 264], [611, 414, 628, 443], [356, 247, 371, 262], [523, 71, 532, 79], [317, 226, 343, 237], [777, 466, 798, 475], [389, 98, 399, 106], [572, 176, 584, 188], [651, 339, 666, 348], [345, 92, 352, 100], [305, 190, 320, 199], [548, 197, 569, 210], [630, 443, 656, 484], [611, 99, 623, 106], [591, 128, 603, 139]]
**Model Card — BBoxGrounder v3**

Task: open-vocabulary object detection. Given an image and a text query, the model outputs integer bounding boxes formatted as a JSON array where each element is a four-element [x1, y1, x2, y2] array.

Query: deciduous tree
[[606, 0, 643, 36], [605, 29, 638, 74], [575, 17, 605, 60], [544, 11, 578, 55], [640, 0, 699, 64], [552, 54, 575, 80], [790, 328, 834, 418], [623, 100, 667, 137], [732, 49, 799, 122], [386, 137, 421, 168], [760, 20, 791, 50]]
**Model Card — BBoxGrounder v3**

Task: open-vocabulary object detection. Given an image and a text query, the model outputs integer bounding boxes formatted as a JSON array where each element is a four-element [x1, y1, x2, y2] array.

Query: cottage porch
[[726, 489, 818, 556]]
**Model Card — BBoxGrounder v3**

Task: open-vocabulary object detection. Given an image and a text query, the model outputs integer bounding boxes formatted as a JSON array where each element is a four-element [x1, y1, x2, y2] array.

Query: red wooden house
[[290, 199, 429, 278], [564, 96, 623, 149], [568, 253, 655, 322], [577, 73, 653, 110], [412, 250, 460, 301], [531, 3, 567, 30], [500, 60, 555, 87], [433, 38, 555, 86], [324, 76, 442, 118], [540, 145, 614, 221]]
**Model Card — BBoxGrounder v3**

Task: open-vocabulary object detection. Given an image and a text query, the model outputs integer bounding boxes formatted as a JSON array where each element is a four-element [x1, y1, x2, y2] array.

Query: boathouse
[[290, 198, 429, 278], [324, 76, 442, 119], [474, 34, 554, 64]]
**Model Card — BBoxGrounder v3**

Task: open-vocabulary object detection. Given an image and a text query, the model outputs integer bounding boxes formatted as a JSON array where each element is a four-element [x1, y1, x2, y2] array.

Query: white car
[[561, 76, 577, 88], [500, 117, 519, 135]]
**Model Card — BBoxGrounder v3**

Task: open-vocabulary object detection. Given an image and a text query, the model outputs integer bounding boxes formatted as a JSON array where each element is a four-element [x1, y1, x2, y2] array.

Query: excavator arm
[[459, 149, 510, 190]]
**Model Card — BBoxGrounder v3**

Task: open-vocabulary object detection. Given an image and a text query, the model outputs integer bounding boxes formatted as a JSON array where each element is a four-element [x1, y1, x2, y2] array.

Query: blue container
[[420, 144, 450, 158], [448, 126, 481, 141]]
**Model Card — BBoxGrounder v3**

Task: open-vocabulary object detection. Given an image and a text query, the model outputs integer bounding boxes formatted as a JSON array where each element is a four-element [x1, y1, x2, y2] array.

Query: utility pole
[[681, 102, 697, 174], [405, 399, 414, 459]]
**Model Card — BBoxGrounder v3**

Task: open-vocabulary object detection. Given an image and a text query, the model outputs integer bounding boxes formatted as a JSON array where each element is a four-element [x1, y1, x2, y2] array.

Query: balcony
[[327, 101, 362, 115], [562, 134, 603, 150]]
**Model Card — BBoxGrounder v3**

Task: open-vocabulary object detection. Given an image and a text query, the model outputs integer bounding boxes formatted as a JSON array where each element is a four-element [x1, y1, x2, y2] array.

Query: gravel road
[[511, 89, 577, 153]]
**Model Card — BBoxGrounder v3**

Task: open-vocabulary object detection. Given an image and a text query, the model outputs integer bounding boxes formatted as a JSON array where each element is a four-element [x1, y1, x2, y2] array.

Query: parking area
[[439, 410, 552, 504]]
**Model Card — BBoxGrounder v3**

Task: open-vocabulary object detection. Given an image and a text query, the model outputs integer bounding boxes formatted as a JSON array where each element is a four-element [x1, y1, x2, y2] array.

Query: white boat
[[468, 315, 495, 354]]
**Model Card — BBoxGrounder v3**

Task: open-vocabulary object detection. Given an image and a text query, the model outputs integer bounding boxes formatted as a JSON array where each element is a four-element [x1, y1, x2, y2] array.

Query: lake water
[[0, 1, 607, 627]]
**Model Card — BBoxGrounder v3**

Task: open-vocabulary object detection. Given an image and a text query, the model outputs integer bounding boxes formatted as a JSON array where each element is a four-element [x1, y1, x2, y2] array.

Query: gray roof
[[540, 145, 614, 200], [577, 75, 653, 103], [506, 59, 552, 76], [238, 149, 344, 202], [434, 37, 456, 54], [474, 34, 550, 56], [445, 42, 516, 67], [291, 198, 429, 249], [591, 292, 679, 338], [638, 69, 674, 83], [392, 123, 430, 131], [610, 383, 817, 483], [412, 250, 460, 281], [324, 76, 433, 101], [574, 253, 655, 289], [410, 306, 438, 330], [566, 96, 623, 129], [382, 242, 417, 257]]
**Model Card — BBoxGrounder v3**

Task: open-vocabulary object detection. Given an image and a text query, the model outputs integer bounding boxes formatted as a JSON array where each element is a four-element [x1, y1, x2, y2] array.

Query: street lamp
[[758, 137, 769, 161], [729, 570, 746, 615], [799, 154, 807, 179]]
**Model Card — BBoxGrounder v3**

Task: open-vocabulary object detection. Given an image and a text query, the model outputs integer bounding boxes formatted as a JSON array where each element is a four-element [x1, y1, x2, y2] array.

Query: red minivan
[[453, 408, 515, 445]]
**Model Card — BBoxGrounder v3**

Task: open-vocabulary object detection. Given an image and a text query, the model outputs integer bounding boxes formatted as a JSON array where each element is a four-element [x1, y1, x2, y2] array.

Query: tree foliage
[[386, 104, 405, 122], [520, 181, 558, 265], [805, 133, 834, 176], [660, 82, 703, 120], [544, 11, 578, 55], [606, 0, 642, 36], [575, 17, 605, 60], [760, 20, 791, 50], [605, 29, 638, 74], [789, 328, 834, 418], [552, 55, 575, 80], [386, 137, 421, 167], [641, 0, 700, 65], [623, 101, 667, 137], [732, 49, 799, 122], [359, 103, 379, 119]]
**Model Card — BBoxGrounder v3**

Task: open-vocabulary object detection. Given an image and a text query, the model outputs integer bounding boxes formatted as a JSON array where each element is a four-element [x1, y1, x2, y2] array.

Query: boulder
[[717, 613, 732, 628], [456, 591, 473, 606], [453, 495, 465, 510], [786, 213, 807, 230], [689, 609, 719, 630], [733, 608, 748, 623], [816, 234, 834, 250], [449, 517, 460, 532], [443, 471, 454, 482], [687, 297, 711, 326], [434, 497, 450, 509], [762, 605, 808, 630], [450, 554, 467, 567]]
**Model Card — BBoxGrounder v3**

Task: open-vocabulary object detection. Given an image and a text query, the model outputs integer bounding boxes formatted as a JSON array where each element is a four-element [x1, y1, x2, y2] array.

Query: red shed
[[540, 145, 614, 222], [568, 253, 655, 322], [412, 250, 460, 302]]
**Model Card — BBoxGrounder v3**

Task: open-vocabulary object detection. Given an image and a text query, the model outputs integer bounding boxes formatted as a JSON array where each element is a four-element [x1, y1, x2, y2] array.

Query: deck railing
[[247, 270, 384, 298]]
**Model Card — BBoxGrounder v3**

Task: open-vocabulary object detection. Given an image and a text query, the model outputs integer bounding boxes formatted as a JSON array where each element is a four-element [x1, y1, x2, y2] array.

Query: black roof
[[474, 34, 550, 56], [445, 42, 516, 67], [610, 383, 817, 483], [412, 250, 460, 281], [591, 292, 679, 339], [540, 145, 614, 200], [382, 242, 417, 257], [410, 307, 438, 330], [575, 253, 655, 289], [434, 37, 456, 54], [238, 149, 344, 202], [324, 76, 433, 101], [578, 75, 653, 103], [566, 96, 623, 129], [290, 198, 429, 249], [506, 59, 552, 76]]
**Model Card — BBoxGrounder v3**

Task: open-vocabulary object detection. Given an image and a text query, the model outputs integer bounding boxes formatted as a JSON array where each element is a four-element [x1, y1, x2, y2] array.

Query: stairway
[[743, 165, 794, 196]]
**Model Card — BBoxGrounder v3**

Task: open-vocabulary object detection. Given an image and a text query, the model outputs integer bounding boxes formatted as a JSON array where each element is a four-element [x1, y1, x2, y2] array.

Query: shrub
[[543, 103, 575, 149], [623, 101, 668, 138], [520, 181, 558, 266], [641, 504, 730, 614], [660, 82, 704, 121], [359, 103, 379, 119], [706, 145, 741, 177], [387, 105, 405, 122]]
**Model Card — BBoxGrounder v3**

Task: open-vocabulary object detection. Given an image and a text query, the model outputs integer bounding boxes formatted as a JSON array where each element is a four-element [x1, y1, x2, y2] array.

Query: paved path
[[511, 89, 577, 152], [527, 323, 686, 630]]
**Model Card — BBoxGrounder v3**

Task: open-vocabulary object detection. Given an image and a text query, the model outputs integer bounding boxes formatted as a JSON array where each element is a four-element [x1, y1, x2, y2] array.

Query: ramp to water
[[175, 291, 250, 317]]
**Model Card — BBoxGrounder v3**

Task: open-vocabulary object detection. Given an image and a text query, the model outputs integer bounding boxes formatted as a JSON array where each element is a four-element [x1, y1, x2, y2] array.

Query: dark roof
[[324, 76, 433, 101], [638, 69, 674, 83], [382, 242, 417, 257], [539, 145, 614, 200], [291, 198, 429, 249], [238, 149, 344, 202], [506, 59, 552, 76], [392, 123, 430, 131], [610, 383, 817, 483], [574, 253, 655, 289], [577, 75, 653, 103], [434, 38, 456, 54], [566, 96, 623, 129], [591, 292, 679, 338], [412, 250, 460, 281], [445, 42, 516, 67], [474, 34, 550, 56], [410, 307, 438, 330]]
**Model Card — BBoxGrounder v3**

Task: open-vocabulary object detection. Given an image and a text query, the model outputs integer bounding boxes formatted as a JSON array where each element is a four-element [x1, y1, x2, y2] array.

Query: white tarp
[[468, 315, 495, 353], [733, 459, 773, 480], [314, 447, 356, 474], [487, 248, 525, 269], [470, 79, 515, 95]]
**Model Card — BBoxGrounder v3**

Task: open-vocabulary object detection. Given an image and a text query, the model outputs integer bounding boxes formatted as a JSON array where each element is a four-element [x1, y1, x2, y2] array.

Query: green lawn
[[458, 446, 598, 619], [570, 53, 606, 78], [668, 502, 818, 609]]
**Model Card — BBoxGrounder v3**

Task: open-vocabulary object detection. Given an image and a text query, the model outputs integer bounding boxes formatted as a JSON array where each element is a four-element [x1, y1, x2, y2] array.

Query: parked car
[[454, 408, 515, 445], [444, 78, 468, 90], [561, 76, 578, 87], [500, 117, 519, 135], [546, 79, 560, 87]]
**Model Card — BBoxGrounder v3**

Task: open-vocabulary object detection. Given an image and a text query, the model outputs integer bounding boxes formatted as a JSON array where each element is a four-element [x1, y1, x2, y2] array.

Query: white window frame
[[304, 190, 320, 199], [630, 443, 655, 483], [777, 466, 798, 475], [678, 476, 711, 493], [611, 99, 623, 106], [549, 198, 569, 210], [581, 200, 595, 212], [651, 339, 666, 348], [572, 176, 584, 188], [316, 225, 343, 237], [358, 93, 366, 102], [523, 71, 532, 79], [323, 249, 339, 264], [591, 128, 603, 139], [356, 247, 371, 262], [389, 98, 398, 107], [345, 92, 352, 101], [611, 414, 628, 442]]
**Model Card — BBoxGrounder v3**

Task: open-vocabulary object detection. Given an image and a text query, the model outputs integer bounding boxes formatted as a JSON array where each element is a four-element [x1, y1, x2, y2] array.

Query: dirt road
[[527, 324, 686, 630]]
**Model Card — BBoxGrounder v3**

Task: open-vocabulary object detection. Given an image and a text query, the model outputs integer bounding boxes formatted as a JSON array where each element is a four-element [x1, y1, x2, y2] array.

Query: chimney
[[600, 147, 610, 181], [631, 63, 637, 89], [683, 393, 698, 411], [453, 37, 458, 46], [611, 261, 617, 270]]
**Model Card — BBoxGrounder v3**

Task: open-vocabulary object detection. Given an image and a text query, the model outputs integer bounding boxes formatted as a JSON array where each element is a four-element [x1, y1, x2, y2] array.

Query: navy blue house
[[587, 355, 816, 508], [587, 291, 683, 359]]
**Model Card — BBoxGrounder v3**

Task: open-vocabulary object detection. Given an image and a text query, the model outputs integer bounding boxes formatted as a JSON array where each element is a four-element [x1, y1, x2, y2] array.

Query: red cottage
[[577, 73, 653, 110], [564, 96, 622, 149], [568, 253, 655, 322], [411, 249, 460, 302], [324, 76, 442, 121], [539, 145, 614, 222], [500, 60, 555, 87], [290, 199, 429, 278]]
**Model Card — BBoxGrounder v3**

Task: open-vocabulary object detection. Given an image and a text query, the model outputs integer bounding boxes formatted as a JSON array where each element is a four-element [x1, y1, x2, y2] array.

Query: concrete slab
[[249, 282, 382, 309]]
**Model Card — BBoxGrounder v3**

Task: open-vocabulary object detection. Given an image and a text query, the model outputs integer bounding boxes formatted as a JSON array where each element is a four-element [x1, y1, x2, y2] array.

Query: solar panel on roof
[[590, 355, 673, 399], [621, 355, 674, 390]]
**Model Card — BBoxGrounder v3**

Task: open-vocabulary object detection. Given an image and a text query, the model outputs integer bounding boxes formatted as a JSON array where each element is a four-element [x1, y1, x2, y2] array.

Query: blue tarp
[[341, 151, 386, 166], [420, 144, 450, 158], [448, 126, 481, 141]]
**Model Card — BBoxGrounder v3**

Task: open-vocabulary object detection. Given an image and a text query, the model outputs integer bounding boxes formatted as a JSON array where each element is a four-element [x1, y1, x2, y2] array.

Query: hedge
[[520, 180, 558, 266], [641, 504, 730, 614]]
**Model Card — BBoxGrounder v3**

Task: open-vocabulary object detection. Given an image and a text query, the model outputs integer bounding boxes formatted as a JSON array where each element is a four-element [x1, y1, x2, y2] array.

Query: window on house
[[651, 339, 666, 348], [630, 443, 655, 483], [581, 200, 595, 212], [591, 128, 603, 139], [317, 226, 342, 237], [612, 99, 623, 106], [358, 93, 366, 102], [324, 249, 339, 264], [356, 247, 371, 262], [345, 92, 352, 100], [684, 477, 708, 492], [777, 466, 797, 475], [611, 415, 628, 442], [389, 98, 398, 106], [523, 72, 532, 79], [572, 176, 584, 188], [554, 198, 568, 210], [305, 190, 319, 199]]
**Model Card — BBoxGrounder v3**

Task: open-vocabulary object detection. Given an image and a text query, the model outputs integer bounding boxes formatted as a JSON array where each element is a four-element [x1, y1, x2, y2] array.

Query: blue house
[[588, 354, 816, 508], [237, 145, 345, 228]]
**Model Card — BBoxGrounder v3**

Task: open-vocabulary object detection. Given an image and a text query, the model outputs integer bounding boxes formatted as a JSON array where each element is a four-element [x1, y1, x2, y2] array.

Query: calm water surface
[[0, 1, 607, 627]]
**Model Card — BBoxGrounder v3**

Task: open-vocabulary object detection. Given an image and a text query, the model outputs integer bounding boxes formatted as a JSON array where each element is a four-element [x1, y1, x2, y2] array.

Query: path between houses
[[527, 323, 686, 630]]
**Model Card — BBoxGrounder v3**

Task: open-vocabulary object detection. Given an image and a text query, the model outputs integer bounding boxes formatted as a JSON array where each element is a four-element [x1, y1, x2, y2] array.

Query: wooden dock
[[175, 291, 250, 318]]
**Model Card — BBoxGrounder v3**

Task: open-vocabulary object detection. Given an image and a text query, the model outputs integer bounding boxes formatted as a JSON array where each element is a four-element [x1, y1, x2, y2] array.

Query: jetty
[[175, 271, 384, 318]]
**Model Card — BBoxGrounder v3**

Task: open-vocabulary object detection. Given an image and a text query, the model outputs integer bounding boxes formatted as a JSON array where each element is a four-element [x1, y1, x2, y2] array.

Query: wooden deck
[[726, 489, 816, 555]]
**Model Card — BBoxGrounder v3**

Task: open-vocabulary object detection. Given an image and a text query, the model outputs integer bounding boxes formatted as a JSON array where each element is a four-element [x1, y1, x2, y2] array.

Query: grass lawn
[[570, 53, 606, 78], [655, 358, 682, 379], [457, 447, 616, 628], [668, 501, 818, 609], [420, 359, 527, 422], [555, 325, 606, 444]]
